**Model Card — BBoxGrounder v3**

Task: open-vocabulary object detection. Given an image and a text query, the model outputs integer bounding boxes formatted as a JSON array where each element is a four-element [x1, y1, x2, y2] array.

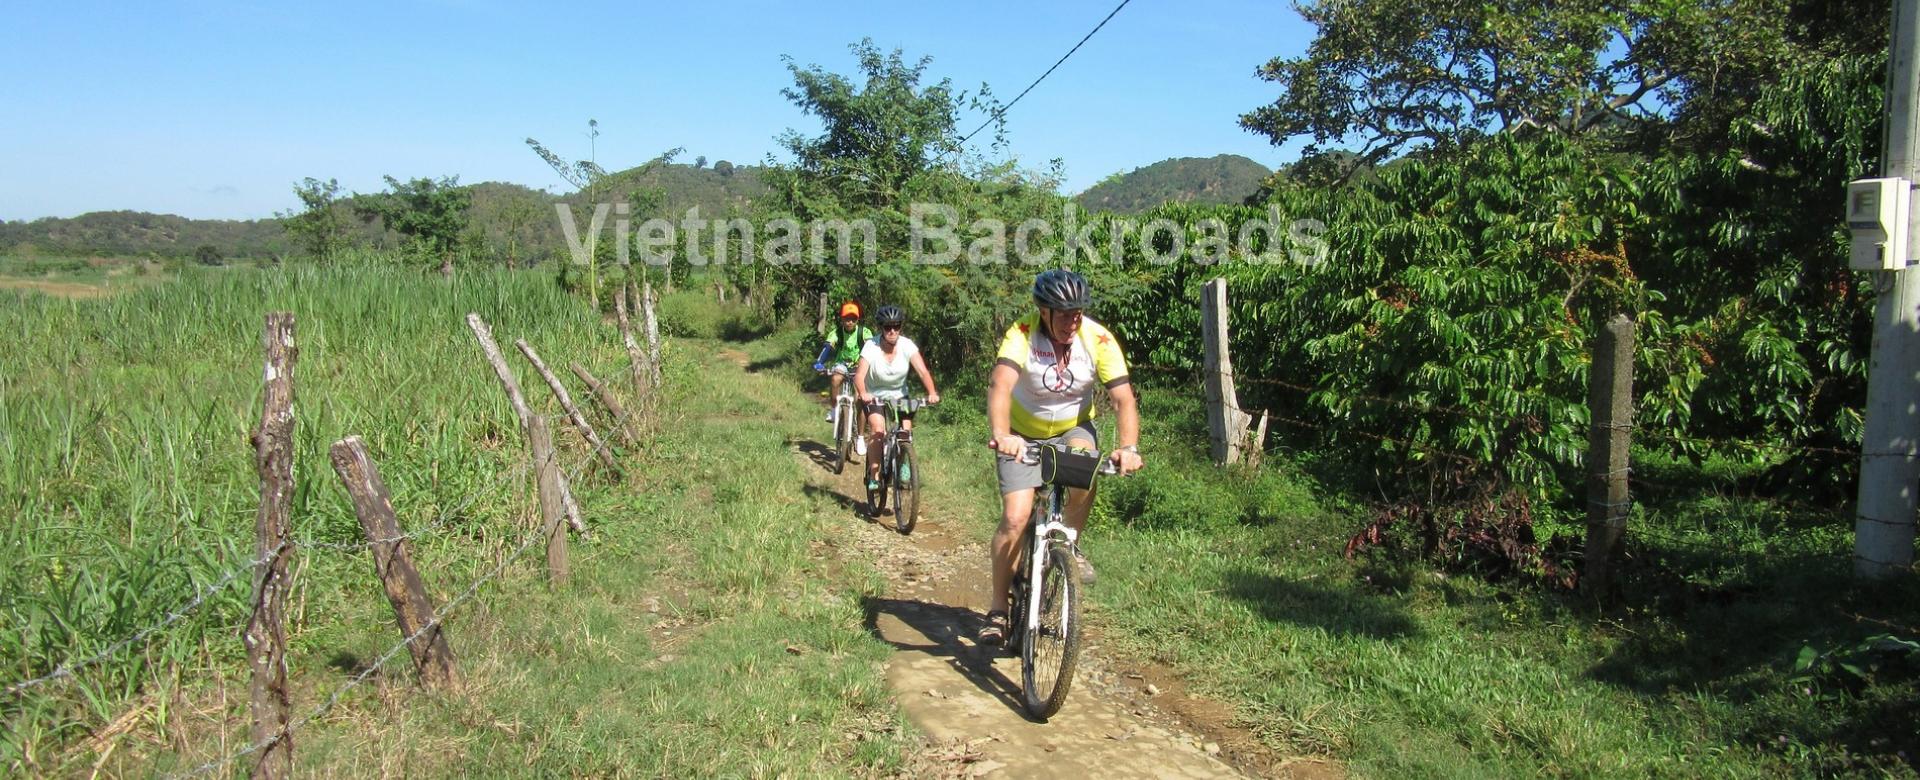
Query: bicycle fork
[[1022, 510, 1078, 640]]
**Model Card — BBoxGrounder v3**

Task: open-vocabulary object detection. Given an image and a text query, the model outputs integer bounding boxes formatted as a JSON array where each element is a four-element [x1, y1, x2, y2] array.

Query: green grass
[[2, 267, 914, 776], [824, 350, 1920, 778]]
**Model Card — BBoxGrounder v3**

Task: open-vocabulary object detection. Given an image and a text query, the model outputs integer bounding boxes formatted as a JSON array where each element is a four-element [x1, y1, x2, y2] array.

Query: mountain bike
[[865, 397, 929, 534], [1004, 442, 1119, 720], [820, 366, 857, 474]]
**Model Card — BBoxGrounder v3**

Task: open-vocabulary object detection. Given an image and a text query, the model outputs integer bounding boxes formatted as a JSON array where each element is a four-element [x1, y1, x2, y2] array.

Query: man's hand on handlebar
[[1111, 448, 1143, 475], [990, 435, 1026, 458]]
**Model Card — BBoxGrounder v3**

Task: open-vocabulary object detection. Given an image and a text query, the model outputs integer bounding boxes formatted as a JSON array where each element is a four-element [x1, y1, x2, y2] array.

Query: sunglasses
[[880, 323, 903, 331]]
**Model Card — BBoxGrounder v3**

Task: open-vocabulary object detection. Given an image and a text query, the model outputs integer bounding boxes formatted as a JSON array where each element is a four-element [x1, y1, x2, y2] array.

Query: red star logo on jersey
[[1096, 334, 1112, 346], [1017, 322, 1031, 335]]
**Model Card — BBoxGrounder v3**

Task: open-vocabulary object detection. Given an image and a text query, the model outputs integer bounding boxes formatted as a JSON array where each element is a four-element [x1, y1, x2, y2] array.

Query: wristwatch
[[1117, 445, 1139, 455]]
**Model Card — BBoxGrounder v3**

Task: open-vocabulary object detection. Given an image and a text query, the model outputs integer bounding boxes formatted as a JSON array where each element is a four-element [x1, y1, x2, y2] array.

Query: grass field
[[0, 266, 916, 776], [6, 264, 1916, 777], [834, 349, 1920, 778]]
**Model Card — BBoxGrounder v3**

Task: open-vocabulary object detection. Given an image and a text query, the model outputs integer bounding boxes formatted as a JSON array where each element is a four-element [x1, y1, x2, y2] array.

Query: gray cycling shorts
[[996, 422, 1099, 494]]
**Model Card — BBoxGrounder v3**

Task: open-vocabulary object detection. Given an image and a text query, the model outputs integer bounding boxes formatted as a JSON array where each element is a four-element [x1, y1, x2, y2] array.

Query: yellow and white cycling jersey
[[994, 313, 1130, 439]]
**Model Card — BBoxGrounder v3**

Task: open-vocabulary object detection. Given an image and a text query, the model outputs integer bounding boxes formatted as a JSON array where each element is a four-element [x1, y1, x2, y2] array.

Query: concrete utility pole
[[1855, 0, 1920, 579]]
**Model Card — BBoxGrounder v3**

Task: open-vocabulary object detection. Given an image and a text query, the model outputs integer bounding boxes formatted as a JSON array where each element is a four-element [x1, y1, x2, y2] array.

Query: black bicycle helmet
[[875, 305, 905, 326], [1032, 269, 1091, 310]]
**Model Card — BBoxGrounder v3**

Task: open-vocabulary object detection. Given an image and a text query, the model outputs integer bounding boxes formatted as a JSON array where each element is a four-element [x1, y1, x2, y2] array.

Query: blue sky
[[0, 0, 1316, 221]]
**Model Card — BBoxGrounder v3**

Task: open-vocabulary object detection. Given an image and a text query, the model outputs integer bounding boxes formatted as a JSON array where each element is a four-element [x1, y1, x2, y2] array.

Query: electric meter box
[[1849, 177, 1913, 271]]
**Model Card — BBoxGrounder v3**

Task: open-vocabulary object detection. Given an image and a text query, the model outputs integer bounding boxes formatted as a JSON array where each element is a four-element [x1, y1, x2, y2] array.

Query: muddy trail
[[775, 386, 1342, 779]]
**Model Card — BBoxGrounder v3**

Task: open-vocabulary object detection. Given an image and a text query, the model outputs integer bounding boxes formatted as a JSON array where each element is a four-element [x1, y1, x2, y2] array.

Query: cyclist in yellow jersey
[[980, 269, 1142, 645]]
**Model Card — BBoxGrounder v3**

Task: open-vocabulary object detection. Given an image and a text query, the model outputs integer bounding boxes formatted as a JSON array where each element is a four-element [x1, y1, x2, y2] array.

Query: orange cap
[[839, 302, 861, 318]]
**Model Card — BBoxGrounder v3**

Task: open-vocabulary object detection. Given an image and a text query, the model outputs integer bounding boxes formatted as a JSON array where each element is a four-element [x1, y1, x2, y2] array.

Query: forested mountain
[[1073, 154, 1272, 214], [0, 162, 768, 260]]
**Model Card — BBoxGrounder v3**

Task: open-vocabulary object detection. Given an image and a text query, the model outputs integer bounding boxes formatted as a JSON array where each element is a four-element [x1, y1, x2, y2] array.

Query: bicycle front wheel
[[892, 440, 919, 534], [1021, 541, 1082, 719], [833, 401, 852, 475]]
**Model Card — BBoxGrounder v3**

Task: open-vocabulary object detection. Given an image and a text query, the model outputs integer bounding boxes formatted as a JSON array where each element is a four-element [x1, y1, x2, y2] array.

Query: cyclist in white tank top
[[855, 305, 941, 492]]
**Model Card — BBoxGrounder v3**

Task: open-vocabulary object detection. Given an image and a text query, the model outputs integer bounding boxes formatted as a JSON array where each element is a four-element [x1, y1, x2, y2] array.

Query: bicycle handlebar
[[998, 441, 1124, 475]]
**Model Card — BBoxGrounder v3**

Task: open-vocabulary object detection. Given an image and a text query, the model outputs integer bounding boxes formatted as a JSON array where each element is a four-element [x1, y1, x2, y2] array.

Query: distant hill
[[0, 161, 770, 261], [572, 160, 768, 217], [1074, 154, 1273, 215], [0, 210, 293, 258]]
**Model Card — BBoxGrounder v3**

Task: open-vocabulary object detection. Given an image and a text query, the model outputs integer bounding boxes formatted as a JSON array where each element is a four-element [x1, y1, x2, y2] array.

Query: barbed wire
[[170, 420, 614, 779], [1136, 361, 1886, 462], [294, 410, 619, 552], [169, 506, 560, 779], [2, 541, 289, 699], [1229, 401, 1486, 466]]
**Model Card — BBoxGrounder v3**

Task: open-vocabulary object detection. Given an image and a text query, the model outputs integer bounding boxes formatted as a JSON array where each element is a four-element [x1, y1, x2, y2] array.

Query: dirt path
[[790, 432, 1340, 779]]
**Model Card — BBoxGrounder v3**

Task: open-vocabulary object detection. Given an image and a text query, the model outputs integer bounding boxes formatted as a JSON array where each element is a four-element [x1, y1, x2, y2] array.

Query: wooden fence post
[[328, 437, 461, 690], [615, 283, 651, 400], [817, 292, 830, 337], [245, 312, 296, 779], [467, 313, 586, 534], [1244, 411, 1271, 471], [569, 362, 639, 447], [641, 279, 662, 390], [1201, 278, 1250, 466], [466, 313, 533, 429], [1582, 314, 1636, 597], [516, 339, 620, 475], [529, 416, 570, 585]]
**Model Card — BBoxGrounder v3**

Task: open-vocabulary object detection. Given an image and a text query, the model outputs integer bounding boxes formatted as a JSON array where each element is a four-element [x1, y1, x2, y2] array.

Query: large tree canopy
[[1241, 0, 1885, 176]]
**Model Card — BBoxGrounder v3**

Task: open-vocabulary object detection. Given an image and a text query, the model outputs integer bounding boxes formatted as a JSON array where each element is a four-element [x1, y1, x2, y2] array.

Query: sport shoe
[[978, 610, 1009, 646], [866, 478, 882, 493], [898, 461, 912, 482], [854, 437, 868, 456], [1073, 547, 1097, 586], [826, 408, 835, 423]]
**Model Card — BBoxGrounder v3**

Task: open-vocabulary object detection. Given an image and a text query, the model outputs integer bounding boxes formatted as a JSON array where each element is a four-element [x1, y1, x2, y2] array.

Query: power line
[[957, 0, 1134, 147]]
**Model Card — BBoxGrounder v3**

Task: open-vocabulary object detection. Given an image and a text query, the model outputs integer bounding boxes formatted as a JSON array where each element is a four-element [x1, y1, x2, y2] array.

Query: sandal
[[978, 610, 1009, 646]]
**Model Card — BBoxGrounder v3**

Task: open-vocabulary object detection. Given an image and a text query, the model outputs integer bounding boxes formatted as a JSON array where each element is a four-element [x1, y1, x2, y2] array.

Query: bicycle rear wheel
[[1021, 540, 1082, 719], [892, 440, 918, 534]]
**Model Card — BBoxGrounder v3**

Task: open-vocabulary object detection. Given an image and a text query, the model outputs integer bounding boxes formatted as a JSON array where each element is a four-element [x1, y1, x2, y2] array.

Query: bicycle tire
[[1022, 540, 1082, 720], [868, 441, 889, 517], [833, 399, 852, 475], [893, 440, 918, 534]]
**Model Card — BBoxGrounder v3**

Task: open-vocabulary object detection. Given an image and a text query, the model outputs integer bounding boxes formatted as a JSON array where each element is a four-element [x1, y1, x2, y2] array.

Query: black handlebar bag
[[1039, 446, 1099, 490]]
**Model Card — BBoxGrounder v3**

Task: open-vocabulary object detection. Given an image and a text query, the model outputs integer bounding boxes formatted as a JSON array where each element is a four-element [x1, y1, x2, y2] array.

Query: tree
[[278, 177, 348, 262], [354, 176, 471, 277], [694, 155, 707, 169], [193, 244, 223, 265], [1238, 0, 1855, 178], [527, 120, 683, 307], [714, 160, 735, 177], [773, 38, 968, 214]]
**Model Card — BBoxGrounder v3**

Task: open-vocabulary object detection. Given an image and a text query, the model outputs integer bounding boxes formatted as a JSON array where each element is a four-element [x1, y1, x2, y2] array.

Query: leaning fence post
[[1201, 278, 1250, 466], [1582, 314, 1636, 596], [328, 436, 462, 691], [466, 313, 533, 429], [467, 313, 586, 534], [615, 283, 651, 402], [641, 279, 662, 390], [245, 312, 296, 779], [516, 339, 621, 476], [817, 293, 830, 337], [529, 416, 570, 585], [569, 362, 639, 447]]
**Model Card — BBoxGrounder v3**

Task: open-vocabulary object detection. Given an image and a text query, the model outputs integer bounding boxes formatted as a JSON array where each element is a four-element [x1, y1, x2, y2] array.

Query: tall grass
[[0, 263, 627, 766]]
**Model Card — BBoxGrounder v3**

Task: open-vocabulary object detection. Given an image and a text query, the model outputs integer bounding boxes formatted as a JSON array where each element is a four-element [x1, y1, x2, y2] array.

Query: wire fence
[[2, 542, 288, 699], [1129, 360, 1882, 569], [0, 411, 598, 700], [160, 404, 624, 778]]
